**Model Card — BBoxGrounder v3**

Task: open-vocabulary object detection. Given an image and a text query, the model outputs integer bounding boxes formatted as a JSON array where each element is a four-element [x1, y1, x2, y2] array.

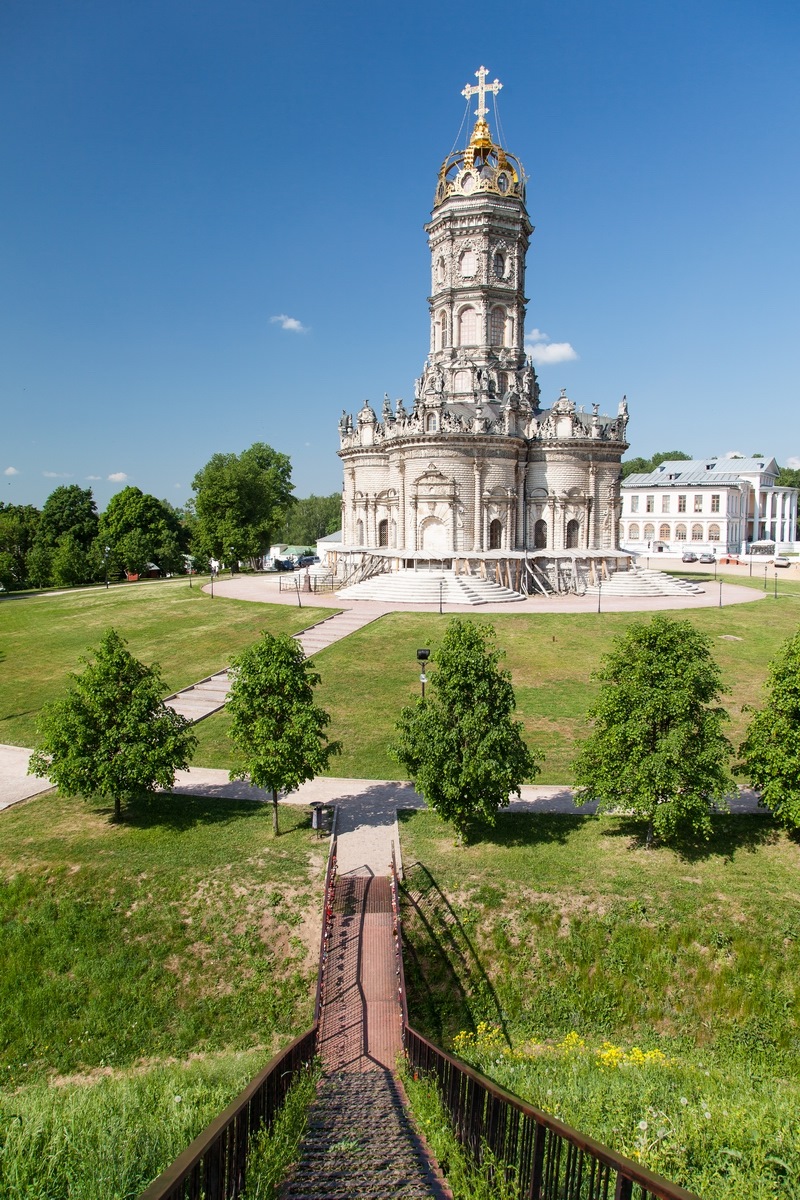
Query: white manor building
[[620, 458, 798, 556], [332, 68, 631, 598]]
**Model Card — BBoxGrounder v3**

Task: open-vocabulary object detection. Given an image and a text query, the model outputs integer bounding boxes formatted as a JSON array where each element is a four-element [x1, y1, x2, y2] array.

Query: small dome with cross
[[434, 67, 526, 208]]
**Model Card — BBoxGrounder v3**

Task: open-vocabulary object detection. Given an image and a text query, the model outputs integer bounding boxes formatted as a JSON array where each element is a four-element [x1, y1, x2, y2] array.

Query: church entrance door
[[419, 518, 449, 553]]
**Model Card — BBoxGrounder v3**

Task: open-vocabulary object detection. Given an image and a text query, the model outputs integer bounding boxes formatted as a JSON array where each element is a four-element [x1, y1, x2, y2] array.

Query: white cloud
[[43, 470, 72, 478], [528, 341, 578, 365], [525, 328, 578, 365], [173, 483, 182, 489], [86, 474, 102, 480], [4, 466, 19, 476], [786, 456, 800, 469], [721, 450, 744, 460], [108, 471, 129, 483], [270, 313, 309, 333]]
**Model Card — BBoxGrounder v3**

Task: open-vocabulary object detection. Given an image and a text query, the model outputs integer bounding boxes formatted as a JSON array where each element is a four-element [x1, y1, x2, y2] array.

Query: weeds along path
[[163, 609, 383, 723]]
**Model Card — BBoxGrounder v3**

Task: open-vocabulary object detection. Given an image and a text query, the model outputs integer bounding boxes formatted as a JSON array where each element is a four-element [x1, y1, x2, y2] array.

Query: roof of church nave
[[434, 66, 526, 209]]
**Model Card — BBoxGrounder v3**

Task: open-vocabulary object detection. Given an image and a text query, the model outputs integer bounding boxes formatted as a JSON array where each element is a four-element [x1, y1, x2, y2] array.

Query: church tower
[[421, 67, 538, 410], [336, 68, 629, 587]]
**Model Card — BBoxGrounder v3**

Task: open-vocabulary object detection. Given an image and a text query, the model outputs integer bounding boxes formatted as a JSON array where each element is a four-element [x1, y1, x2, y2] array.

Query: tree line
[[0, 441, 341, 591]]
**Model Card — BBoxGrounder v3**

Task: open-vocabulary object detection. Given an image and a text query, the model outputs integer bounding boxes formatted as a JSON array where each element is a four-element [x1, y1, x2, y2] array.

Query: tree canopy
[[621, 450, 691, 480], [227, 632, 341, 833], [390, 619, 542, 840], [739, 629, 800, 828], [36, 485, 98, 550], [573, 615, 733, 843], [98, 486, 185, 575], [0, 503, 40, 590], [192, 443, 294, 562], [283, 492, 341, 545], [29, 629, 196, 818]]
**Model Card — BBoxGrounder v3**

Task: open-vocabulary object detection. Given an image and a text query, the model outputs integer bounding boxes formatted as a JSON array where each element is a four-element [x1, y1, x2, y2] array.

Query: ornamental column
[[473, 459, 484, 550]]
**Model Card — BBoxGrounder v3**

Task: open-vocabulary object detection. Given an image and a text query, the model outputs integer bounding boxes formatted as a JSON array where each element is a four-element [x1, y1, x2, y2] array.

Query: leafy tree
[[29, 629, 196, 819], [283, 493, 341, 544], [37, 485, 98, 550], [573, 615, 733, 844], [390, 619, 542, 841], [621, 450, 691, 480], [192, 443, 294, 563], [227, 632, 341, 834], [50, 532, 90, 587], [0, 503, 41, 589], [98, 486, 185, 575], [739, 630, 800, 828], [25, 541, 53, 588]]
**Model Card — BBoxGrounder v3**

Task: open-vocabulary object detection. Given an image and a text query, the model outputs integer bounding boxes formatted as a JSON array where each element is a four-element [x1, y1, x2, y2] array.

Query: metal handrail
[[389, 840, 409, 1031], [391, 856, 699, 1200], [139, 814, 339, 1199]]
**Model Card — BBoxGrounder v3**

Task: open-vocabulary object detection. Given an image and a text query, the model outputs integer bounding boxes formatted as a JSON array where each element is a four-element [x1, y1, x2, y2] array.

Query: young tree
[[390, 619, 542, 841], [29, 629, 196, 819], [192, 443, 294, 562], [739, 630, 800, 828], [573, 614, 733, 844], [227, 633, 341, 834]]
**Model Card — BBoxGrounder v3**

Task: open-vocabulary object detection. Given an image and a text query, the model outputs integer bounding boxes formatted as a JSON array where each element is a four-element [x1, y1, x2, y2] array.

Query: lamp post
[[417, 648, 430, 701], [230, 547, 236, 578], [774, 571, 778, 599], [764, 563, 768, 591], [104, 545, 110, 589], [439, 579, 443, 615], [597, 578, 602, 614], [210, 569, 215, 599]]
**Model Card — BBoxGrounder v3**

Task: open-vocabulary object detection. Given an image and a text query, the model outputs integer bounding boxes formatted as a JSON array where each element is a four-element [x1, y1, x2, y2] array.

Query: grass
[[241, 1065, 320, 1199], [398, 809, 800, 1199], [0, 788, 325, 1195], [0, 578, 331, 747]]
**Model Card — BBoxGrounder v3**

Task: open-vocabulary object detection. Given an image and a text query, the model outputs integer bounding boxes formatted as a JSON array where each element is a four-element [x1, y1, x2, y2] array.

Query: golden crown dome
[[434, 68, 526, 208]]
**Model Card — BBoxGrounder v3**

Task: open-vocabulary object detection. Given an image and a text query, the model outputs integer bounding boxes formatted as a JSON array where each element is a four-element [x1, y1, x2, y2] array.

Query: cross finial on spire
[[461, 65, 502, 120]]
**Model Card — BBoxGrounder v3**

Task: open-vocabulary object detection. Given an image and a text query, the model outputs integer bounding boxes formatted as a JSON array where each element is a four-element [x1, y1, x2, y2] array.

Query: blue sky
[[3, 0, 799, 512]]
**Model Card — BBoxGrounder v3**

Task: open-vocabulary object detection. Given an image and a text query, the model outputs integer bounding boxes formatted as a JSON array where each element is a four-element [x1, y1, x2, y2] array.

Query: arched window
[[458, 306, 478, 345], [675, 523, 687, 541], [659, 523, 670, 541], [566, 519, 579, 549], [628, 523, 640, 540], [493, 251, 506, 279], [497, 371, 507, 395], [708, 523, 721, 541], [434, 310, 449, 350], [356, 519, 364, 545], [426, 412, 438, 432], [453, 369, 471, 392], [378, 519, 389, 547], [644, 523, 655, 540], [534, 518, 547, 549], [490, 306, 506, 346], [489, 519, 502, 550], [459, 249, 476, 277], [692, 524, 703, 540]]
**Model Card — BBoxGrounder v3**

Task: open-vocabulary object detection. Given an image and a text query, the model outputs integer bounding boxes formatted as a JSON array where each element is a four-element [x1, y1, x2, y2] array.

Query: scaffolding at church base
[[325, 546, 635, 597]]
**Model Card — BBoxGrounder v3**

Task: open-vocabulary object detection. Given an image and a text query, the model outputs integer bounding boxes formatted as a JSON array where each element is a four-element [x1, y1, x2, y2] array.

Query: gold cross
[[461, 65, 502, 120]]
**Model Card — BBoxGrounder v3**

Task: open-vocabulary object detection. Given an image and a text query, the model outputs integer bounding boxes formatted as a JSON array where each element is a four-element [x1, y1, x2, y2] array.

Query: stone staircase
[[337, 568, 524, 605], [584, 566, 705, 599], [163, 610, 382, 723]]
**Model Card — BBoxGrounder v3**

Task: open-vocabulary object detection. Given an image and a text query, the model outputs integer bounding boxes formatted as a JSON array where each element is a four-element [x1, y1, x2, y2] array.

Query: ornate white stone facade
[[337, 70, 629, 587]]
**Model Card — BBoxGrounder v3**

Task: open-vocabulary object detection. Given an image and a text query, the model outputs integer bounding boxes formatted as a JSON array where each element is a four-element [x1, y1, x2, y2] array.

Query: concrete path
[[163, 608, 383, 723], [0, 744, 52, 811]]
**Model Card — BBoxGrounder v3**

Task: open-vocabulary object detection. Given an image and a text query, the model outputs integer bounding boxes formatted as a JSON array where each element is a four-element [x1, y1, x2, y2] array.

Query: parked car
[[698, 552, 716, 564], [772, 556, 791, 568], [681, 551, 698, 563], [297, 554, 319, 567]]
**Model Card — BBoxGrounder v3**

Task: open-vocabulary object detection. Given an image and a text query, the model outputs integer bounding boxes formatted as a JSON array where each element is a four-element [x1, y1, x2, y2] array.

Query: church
[[331, 69, 632, 600]]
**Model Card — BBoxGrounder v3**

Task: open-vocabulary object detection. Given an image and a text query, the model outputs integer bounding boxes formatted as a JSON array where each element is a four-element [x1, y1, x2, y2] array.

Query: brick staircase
[[584, 566, 705, 598]]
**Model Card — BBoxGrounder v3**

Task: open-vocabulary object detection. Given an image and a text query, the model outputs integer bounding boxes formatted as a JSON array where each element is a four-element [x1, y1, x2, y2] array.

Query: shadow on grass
[[598, 813, 780, 862], [477, 810, 590, 848], [402, 860, 509, 1048], [101, 791, 308, 833]]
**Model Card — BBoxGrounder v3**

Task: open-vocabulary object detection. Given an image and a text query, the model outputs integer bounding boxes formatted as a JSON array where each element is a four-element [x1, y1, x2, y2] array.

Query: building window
[[678, 495, 687, 512], [453, 369, 471, 392], [644, 523, 655, 540], [628, 522, 640, 540], [426, 412, 438, 432], [711, 494, 720, 513], [646, 495, 654, 513], [489, 519, 503, 549], [434, 310, 449, 350], [709, 523, 721, 541], [661, 495, 670, 513], [675, 524, 687, 540], [458, 306, 478, 345], [534, 518, 547, 549], [566, 519, 579, 549], [356, 519, 364, 544], [630, 495, 639, 513], [659, 523, 670, 540], [459, 249, 476, 277], [692, 523, 703, 540], [694, 495, 703, 512], [493, 251, 506, 279], [490, 306, 507, 346], [378, 519, 389, 547]]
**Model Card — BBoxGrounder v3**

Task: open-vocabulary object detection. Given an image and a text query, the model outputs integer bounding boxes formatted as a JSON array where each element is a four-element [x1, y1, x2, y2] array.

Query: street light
[[417, 648, 430, 701], [597, 578, 602, 614], [230, 547, 236, 578], [104, 545, 110, 589]]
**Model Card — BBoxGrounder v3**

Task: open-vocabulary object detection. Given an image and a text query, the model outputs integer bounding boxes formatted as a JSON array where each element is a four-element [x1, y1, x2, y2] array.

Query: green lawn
[[0, 788, 324, 1197], [0, 579, 332, 747], [398, 808, 800, 1198]]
